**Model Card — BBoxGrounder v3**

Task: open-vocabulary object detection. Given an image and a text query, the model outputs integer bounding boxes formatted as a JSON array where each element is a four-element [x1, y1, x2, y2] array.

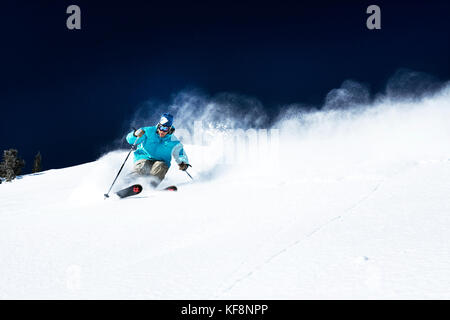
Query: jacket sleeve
[[126, 127, 151, 145], [172, 142, 189, 165], [126, 130, 138, 144]]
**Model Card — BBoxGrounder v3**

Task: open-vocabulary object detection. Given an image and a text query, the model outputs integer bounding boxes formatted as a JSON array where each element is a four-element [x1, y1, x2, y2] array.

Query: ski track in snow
[[214, 177, 385, 298]]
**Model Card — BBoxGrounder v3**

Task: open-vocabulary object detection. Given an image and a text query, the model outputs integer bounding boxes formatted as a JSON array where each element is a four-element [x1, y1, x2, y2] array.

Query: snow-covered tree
[[0, 149, 25, 182]]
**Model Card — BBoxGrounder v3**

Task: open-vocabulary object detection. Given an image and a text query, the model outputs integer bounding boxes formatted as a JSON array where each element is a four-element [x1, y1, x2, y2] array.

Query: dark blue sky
[[1, 0, 449, 171]]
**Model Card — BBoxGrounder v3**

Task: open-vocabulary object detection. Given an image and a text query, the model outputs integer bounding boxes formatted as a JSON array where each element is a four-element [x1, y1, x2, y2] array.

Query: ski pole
[[104, 137, 139, 199], [185, 164, 193, 180], [185, 170, 193, 180]]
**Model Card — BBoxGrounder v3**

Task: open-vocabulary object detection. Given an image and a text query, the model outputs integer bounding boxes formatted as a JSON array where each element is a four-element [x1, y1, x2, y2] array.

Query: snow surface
[[1, 87, 450, 299]]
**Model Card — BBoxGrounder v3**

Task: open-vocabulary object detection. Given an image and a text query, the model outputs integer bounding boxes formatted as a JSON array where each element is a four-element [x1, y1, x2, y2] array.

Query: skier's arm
[[172, 143, 189, 165], [126, 128, 147, 145], [126, 130, 138, 144]]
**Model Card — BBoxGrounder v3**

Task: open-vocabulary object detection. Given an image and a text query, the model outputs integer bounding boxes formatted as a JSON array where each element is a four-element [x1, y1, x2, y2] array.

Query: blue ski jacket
[[126, 126, 189, 168]]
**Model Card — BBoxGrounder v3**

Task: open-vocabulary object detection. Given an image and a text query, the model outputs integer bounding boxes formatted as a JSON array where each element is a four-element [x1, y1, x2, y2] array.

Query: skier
[[126, 113, 190, 187]]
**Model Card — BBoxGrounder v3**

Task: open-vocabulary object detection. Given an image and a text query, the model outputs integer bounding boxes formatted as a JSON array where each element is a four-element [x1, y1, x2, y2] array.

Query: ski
[[163, 185, 177, 191], [115, 184, 143, 198], [110, 184, 177, 200]]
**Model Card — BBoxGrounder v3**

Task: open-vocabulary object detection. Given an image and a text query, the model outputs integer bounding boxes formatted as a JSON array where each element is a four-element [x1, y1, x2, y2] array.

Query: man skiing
[[126, 113, 189, 187]]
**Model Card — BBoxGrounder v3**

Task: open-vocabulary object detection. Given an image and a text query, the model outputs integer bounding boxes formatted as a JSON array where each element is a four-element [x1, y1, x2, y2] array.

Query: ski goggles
[[158, 124, 171, 132]]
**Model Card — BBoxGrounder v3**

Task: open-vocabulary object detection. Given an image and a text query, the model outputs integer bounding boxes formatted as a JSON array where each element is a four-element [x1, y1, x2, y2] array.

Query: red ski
[[115, 184, 143, 198], [113, 184, 177, 199]]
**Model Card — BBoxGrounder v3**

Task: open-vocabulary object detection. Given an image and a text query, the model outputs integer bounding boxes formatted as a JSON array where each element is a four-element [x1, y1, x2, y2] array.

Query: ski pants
[[132, 159, 169, 183]]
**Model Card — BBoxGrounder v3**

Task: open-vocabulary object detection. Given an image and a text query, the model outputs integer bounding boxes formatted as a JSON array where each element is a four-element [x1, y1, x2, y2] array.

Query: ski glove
[[134, 128, 145, 138], [178, 162, 190, 171]]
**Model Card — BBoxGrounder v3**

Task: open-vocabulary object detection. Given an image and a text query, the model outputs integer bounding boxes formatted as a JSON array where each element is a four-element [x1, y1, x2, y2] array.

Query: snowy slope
[[1, 88, 450, 299]]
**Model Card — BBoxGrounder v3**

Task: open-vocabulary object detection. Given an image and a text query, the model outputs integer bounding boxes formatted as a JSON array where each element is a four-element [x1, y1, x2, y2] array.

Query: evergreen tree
[[0, 149, 25, 182], [0, 161, 4, 179], [32, 151, 42, 173]]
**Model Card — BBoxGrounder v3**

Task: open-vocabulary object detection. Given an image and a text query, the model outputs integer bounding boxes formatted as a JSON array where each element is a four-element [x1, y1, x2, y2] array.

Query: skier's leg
[[124, 159, 153, 186], [132, 159, 153, 176], [149, 161, 169, 187]]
